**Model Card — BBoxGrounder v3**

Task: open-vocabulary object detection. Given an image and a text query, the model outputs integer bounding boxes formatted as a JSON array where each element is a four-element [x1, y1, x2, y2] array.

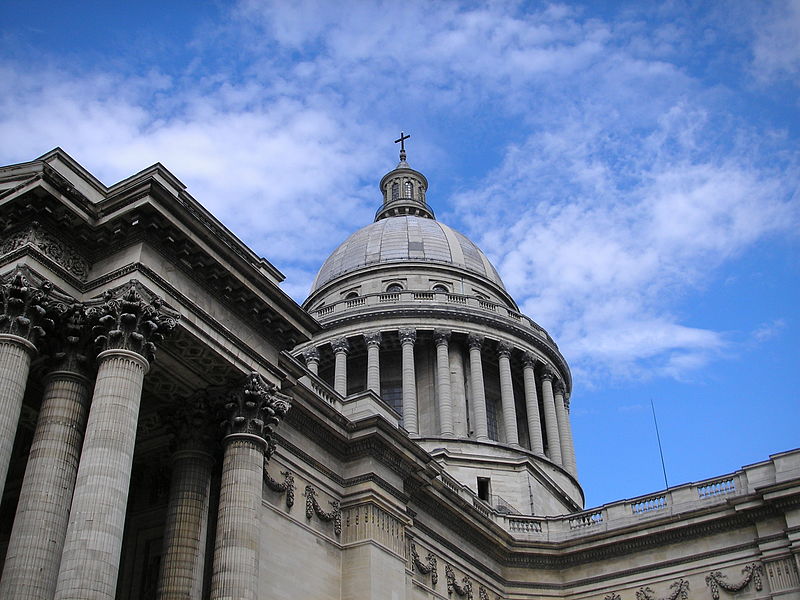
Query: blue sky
[[1, 0, 798, 509]]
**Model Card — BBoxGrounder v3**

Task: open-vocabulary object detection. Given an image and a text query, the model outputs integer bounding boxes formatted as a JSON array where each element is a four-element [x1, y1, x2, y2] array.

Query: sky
[[1, 0, 798, 509]]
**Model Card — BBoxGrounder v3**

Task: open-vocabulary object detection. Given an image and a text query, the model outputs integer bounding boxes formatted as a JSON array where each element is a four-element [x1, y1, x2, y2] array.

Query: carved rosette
[[497, 340, 513, 358], [330, 337, 350, 355], [89, 283, 179, 363], [398, 328, 417, 345], [0, 269, 53, 348], [433, 329, 451, 347], [467, 333, 484, 351], [363, 330, 383, 348], [220, 372, 291, 453]]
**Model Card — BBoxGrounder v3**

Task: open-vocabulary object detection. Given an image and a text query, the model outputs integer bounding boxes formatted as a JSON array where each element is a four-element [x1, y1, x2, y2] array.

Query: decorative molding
[[706, 563, 762, 600], [304, 485, 341, 536], [0, 268, 53, 345], [446, 564, 473, 599], [220, 372, 292, 452], [636, 579, 689, 600], [263, 467, 295, 509], [1, 223, 89, 280], [398, 328, 417, 345], [411, 541, 438, 585]]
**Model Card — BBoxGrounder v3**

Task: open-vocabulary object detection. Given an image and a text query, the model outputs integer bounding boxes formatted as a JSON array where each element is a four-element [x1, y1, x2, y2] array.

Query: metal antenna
[[651, 398, 669, 489]]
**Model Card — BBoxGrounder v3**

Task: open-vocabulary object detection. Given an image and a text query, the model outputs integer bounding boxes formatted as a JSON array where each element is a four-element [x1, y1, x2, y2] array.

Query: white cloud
[[750, 0, 800, 82]]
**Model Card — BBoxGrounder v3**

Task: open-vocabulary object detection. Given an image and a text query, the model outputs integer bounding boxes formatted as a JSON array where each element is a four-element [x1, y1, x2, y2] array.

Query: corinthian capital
[[220, 372, 292, 452], [363, 331, 383, 348], [497, 340, 513, 358], [330, 337, 350, 355], [522, 352, 538, 368], [540, 367, 555, 382], [302, 347, 320, 363], [467, 333, 484, 350], [433, 329, 451, 346], [398, 328, 417, 345], [42, 302, 93, 375], [89, 282, 179, 362], [0, 268, 53, 346]]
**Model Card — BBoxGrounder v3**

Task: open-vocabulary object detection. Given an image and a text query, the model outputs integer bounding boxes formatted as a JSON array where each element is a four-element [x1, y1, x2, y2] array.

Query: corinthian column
[[467, 334, 489, 441], [434, 329, 453, 436], [0, 304, 92, 600], [156, 393, 215, 600], [302, 347, 320, 376], [522, 353, 544, 456], [55, 285, 177, 600], [364, 331, 382, 395], [398, 329, 418, 434], [540, 368, 562, 466], [555, 382, 577, 476], [497, 341, 519, 446], [331, 337, 349, 396], [209, 373, 291, 600], [0, 270, 51, 496]]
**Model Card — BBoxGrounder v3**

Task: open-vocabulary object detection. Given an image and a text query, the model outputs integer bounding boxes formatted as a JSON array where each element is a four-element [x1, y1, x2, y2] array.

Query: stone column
[[497, 341, 519, 446], [555, 382, 577, 476], [399, 329, 418, 435], [156, 394, 215, 600], [364, 331, 382, 395], [522, 353, 545, 456], [302, 347, 320, 376], [0, 304, 92, 600], [540, 368, 562, 466], [0, 270, 51, 496], [55, 285, 177, 600], [209, 373, 291, 600], [467, 334, 489, 441], [434, 329, 453, 437], [331, 337, 349, 396]]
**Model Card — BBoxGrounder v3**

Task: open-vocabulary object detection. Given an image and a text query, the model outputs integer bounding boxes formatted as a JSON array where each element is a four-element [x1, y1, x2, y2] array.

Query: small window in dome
[[345, 291, 359, 299], [404, 181, 413, 198], [418, 187, 425, 202], [386, 283, 403, 293], [391, 182, 399, 200], [432, 284, 449, 293]]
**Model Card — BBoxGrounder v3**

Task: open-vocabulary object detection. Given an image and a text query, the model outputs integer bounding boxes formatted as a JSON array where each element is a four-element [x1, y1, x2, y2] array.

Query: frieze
[[1, 224, 89, 280], [410, 541, 438, 586], [706, 563, 762, 600], [304, 485, 341, 536]]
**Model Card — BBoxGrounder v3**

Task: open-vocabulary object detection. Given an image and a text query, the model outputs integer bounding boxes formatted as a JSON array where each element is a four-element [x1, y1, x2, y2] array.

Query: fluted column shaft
[[0, 369, 91, 600], [365, 332, 382, 395], [157, 446, 213, 600], [209, 434, 266, 600], [332, 338, 349, 396], [497, 343, 519, 446], [522, 357, 545, 455], [0, 334, 35, 495], [541, 370, 562, 465], [434, 330, 453, 436], [399, 329, 418, 435], [54, 349, 149, 600], [555, 385, 577, 476], [303, 348, 320, 376], [467, 335, 488, 441]]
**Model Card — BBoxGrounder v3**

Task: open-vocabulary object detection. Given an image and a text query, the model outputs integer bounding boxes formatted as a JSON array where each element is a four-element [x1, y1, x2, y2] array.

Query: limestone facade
[[0, 148, 797, 600]]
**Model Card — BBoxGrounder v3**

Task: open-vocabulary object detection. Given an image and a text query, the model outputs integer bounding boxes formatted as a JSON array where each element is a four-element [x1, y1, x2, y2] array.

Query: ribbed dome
[[311, 216, 506, 292]]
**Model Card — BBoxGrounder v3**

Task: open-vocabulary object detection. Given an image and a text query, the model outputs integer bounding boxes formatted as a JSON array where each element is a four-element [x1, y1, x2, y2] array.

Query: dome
[[310, 215, 506, 293]]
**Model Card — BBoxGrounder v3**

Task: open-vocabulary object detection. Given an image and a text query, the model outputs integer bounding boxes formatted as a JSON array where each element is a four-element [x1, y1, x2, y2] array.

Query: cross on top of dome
[[394, 131, 410, 162]]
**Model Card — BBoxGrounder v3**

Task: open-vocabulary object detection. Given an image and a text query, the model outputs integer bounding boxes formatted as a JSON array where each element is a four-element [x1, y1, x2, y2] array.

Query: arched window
[[432, 284, 448, 293], [386, 283, 403, 293], [391, 182, 399, 200], [345, 291, 359, 299], [404, 181, 413, 198]]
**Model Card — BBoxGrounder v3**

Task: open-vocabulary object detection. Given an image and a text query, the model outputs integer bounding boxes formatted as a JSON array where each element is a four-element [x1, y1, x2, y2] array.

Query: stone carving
[[706, 563, 763, 600], [467, 333, 484, 350], [331, 337, 350, 354], [364, 330, 383, 347], [1, 224, 89, 280], [604, 594, 622, 600], [264, 468, 295, 509], [398, 328, 417, 345], [302, 347, 320, 363], [540, 367, 555, 382], [220, 372, 292, 451], [90, 283, 179, 361], [636, 579, 689, 600], [434, 328, 451, 346], [304, 485, 341, 535], [410, 541, 438, 585], [522, 352, 538, 368], [42, 302, 93, 374], [445, 564, 473, 599], [497, 340, 513, 358], [0, 269, 53, 345], [564, 392, 571, 413], [166, 391, 215, 450]]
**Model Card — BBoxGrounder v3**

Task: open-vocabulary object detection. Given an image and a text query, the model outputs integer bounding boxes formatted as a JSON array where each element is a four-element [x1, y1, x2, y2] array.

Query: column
[[497, 341, 519, 446], [468, 334, 489, 441], [540, 368, 562, 466], [302, 347, 320, 376], [399, 329, 418, 435], [55, 285, 177, 600], [156, 394, 214, 600], [555, 382, 577, 476], [434, 329, 453, 436], [209, 373, 291, 600], [0, 271, 50, 496], [331, 337, 349, 396], [522, 353, 545, 456], [0, 306, 92, 600], [364, 331, 382, 395]]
